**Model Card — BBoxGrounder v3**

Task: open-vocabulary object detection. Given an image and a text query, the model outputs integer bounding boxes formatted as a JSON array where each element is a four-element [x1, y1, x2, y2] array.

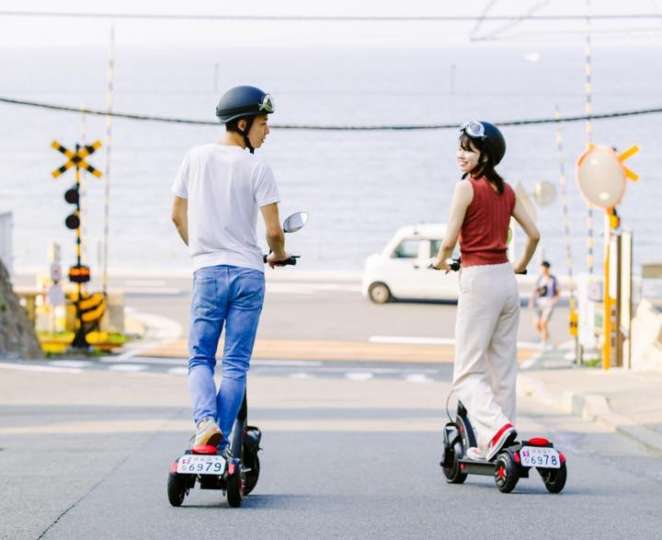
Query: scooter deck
[[458, 458, 496, 476]]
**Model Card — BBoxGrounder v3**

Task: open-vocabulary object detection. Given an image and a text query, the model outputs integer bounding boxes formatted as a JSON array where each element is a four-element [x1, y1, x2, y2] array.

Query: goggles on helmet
[[258, 94, 275, 114], [460, 120, 485, 139]]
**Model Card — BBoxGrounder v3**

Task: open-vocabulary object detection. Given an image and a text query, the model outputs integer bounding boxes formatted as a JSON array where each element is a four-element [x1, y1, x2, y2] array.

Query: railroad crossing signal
[[50, 139, 103, 348], [51, 140, 102, 179]]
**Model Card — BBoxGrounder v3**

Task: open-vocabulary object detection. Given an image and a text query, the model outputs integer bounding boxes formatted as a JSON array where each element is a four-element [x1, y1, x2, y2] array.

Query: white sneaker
[[465, 447, 484, 461]]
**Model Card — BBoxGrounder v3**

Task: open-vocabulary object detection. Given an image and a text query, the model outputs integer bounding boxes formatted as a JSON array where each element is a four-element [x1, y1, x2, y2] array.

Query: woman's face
[[457, 139, 480, 174]]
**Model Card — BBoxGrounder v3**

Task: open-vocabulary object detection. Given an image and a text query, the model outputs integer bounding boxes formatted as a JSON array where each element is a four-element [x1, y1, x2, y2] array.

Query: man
[[171, 85, 289, 449], [530, 260, 560, 348]]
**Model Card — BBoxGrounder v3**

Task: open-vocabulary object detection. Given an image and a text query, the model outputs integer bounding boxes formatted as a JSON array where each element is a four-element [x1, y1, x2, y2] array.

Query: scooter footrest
[[191, 444, 218, 455]]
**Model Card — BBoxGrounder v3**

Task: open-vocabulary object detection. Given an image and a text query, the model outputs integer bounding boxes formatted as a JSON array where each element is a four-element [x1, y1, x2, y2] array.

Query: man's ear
[[237, 118, 247, 132]]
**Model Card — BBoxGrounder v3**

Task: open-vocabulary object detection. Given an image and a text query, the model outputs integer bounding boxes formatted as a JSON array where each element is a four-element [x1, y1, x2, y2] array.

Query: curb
[[519, 373, 662, 456]]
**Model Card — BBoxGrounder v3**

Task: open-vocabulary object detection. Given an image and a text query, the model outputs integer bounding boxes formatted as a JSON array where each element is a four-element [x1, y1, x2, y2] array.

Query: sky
[[0, 0, 661, 48]]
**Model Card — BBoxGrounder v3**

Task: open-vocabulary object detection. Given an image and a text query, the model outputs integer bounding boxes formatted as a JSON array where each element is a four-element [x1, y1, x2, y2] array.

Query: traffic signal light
[[64, 184, 80, 230]]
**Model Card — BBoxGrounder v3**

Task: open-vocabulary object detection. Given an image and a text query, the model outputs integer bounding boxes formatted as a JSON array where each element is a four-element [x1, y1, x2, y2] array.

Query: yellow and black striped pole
[[584, 0, 595, 278], [555, 107, 580, 361]]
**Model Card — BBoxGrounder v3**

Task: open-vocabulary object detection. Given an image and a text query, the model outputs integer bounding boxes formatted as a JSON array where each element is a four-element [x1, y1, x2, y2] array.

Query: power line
[[0, 10, 661, 21], [2, 96, 662, 130]]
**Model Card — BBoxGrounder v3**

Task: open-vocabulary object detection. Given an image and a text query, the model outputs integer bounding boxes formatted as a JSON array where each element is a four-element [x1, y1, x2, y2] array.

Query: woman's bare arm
[[512, 196, 540, 274], [433, 181, 473, 270]]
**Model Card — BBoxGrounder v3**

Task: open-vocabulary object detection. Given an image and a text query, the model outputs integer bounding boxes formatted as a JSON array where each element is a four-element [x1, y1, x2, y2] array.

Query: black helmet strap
[[238, 116, 256, 154]]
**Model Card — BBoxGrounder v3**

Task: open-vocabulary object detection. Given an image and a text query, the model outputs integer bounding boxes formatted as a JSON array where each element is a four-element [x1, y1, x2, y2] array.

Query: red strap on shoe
[[489, 423, 514, 446]]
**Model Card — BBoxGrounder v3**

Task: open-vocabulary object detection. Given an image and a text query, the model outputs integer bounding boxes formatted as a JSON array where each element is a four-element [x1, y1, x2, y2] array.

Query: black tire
[[540, 463, 567, 494], [243, 454, 260, 495], [226, 465, 243, 508], [442, 441, 468, 484], [167, 473, 187, 507], [368, 282, 391, 304], [494, 453, 519, 494]]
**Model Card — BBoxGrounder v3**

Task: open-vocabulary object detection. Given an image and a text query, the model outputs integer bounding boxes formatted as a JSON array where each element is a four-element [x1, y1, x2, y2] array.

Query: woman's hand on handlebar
[[512, 262, 528, 275], [429, 258, 450, 272]]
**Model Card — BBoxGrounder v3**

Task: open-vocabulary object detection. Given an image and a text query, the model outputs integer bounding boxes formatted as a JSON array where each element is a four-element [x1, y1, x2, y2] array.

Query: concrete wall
[[0, 211, 12, 276], [631, 299, 662, 370]]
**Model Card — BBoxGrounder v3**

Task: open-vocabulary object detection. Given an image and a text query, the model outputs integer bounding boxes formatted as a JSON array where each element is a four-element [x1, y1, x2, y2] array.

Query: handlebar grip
[[263, 255, 300, 266]]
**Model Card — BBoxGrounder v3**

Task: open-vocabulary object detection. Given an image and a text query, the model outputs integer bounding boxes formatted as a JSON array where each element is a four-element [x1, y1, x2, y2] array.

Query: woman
[[432, 121, 540, 461]]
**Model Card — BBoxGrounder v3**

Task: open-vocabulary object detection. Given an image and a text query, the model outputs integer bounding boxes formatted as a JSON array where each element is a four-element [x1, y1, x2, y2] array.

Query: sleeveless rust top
[[459, 176, 516, 267]]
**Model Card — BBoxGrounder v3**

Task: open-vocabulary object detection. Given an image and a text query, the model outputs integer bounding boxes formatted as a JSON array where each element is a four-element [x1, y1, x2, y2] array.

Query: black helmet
[[215, 85, 275, 124], [459, 120, 506, 165]]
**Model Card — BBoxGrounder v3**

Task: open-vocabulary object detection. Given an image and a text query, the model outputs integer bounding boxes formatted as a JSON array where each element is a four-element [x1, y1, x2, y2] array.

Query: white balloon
[[576, 145, 627, 209]]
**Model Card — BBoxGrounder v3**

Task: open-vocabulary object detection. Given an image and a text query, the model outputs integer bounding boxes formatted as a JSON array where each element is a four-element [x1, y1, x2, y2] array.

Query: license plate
[[519, 446, 561, 469], [176, 455, 226, 475]]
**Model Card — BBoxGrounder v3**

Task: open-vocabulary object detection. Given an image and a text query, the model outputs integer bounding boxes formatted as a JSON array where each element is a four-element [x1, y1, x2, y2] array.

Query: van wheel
[[368, 282, 392, 304]]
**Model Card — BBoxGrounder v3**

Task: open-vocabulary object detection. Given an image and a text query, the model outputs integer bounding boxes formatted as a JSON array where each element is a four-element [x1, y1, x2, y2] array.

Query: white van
[[362, 224, 459, 303]]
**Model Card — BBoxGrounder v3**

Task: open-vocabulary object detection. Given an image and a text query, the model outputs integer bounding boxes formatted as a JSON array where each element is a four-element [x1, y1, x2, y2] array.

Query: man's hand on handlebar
[[266, 252, 290, 268]]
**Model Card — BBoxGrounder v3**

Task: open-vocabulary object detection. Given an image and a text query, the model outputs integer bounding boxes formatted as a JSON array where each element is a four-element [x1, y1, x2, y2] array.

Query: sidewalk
[[520, 364, 662, 455]]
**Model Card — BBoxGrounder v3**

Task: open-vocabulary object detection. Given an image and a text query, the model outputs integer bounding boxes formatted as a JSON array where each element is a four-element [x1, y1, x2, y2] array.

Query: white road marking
[[48, 360, 92, 368], [0, 362, 81, 374], [289, 372, 313, 379], [345, 372, 374, 381], [107, 364, 147, 372], [405, 373, 433, 384], [167, 367, 188, 376], [370, 335, 540, 349]]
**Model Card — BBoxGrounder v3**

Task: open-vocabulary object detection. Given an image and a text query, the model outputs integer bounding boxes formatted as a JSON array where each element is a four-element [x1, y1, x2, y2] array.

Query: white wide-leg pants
[[453, 262, 520, 450]]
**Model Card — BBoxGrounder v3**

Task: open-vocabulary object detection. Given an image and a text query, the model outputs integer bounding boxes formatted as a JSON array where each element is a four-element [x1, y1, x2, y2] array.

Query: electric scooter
[[438, 258, 567, 494], [167, 211, 308, 508]]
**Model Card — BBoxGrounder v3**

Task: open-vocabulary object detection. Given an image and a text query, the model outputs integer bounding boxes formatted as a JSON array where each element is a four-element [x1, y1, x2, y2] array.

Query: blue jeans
[[187, 265, 265, 439]]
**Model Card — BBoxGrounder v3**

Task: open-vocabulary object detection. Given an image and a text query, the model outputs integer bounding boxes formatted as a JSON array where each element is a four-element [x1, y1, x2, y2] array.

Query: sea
[[1, 43, 660, 279]]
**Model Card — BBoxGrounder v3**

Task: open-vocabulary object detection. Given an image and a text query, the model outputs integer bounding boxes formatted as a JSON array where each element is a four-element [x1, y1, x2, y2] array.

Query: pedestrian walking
[[530, 260, 561, 348]]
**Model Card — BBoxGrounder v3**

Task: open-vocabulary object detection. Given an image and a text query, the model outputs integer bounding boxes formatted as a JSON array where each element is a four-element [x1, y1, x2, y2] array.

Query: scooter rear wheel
[[494, 453, 519, 493], [167, 473, 187, 507], [226, 465, 243, 508], [442, 441, 467, 484], [539, 463, 567, 494]]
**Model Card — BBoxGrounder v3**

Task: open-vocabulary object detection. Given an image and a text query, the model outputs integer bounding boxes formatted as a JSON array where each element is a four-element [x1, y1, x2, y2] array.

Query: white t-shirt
[[171, 143, 280, 272]]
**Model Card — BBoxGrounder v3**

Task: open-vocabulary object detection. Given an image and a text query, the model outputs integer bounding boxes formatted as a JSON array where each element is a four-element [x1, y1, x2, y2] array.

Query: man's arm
[[171, 196, 188, 246], [260, 203, 287, 267]]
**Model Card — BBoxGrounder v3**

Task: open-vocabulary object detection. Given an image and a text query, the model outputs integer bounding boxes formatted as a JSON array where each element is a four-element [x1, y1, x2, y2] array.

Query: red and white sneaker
[[486, 423, 517, 461]]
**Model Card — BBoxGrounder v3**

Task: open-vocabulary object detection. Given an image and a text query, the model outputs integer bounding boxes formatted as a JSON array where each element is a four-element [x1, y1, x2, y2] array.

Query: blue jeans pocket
[[232, 270, 265, 310], [192, 276, 218, 317]]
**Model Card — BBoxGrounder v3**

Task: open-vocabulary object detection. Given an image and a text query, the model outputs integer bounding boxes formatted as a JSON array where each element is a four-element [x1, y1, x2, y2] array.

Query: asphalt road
[[110, 274, 570, 345], [2, 363, 662, 540]]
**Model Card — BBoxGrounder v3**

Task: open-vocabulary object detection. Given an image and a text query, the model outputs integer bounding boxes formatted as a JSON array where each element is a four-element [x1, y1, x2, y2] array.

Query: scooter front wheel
[[442, 441, 467, 484], [243, 454, 260, 495]]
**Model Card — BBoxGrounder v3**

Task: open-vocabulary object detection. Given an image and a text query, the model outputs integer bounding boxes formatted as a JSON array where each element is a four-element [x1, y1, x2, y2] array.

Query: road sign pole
[[72, 144, 87, 348]]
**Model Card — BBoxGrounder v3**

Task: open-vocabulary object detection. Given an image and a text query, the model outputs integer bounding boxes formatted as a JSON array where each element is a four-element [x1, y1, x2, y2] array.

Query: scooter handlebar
[[430, 257, 527, 275], [263, 254, 300, 266]]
